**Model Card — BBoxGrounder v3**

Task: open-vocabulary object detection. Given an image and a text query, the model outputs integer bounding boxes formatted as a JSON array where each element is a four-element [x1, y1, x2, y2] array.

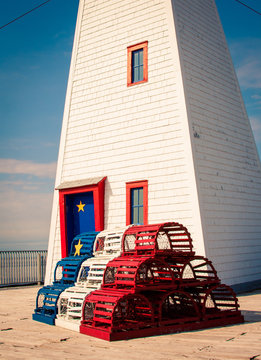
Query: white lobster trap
[[55, 227, 127, 331]]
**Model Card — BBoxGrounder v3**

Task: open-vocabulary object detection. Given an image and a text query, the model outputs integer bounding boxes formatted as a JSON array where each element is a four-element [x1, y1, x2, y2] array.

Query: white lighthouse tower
[[45, 0, 261, 292]]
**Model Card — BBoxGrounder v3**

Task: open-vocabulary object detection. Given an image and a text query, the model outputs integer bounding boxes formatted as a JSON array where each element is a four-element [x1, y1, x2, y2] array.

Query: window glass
[[132, 206, 139, 224], [131, 187, 144, 224], [139, 206, 144, 224], [133, 188, 139, 205], [139, 188, 143, 205], [132, 49, 144, 83]]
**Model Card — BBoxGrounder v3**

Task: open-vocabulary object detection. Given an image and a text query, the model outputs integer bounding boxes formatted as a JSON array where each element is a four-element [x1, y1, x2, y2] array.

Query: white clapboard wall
[[45, 0, 261, 290]]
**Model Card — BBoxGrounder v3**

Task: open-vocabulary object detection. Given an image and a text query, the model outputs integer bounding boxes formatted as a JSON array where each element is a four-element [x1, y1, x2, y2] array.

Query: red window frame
[[58, 177, 106, 258], [127, 41, 148, 87], [126, 180, 148, 225]]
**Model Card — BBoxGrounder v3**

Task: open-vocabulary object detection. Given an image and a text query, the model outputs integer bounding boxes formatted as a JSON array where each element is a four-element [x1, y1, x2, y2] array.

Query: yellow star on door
[[76, 200, 85, 212], [74, 239, 83, 256]]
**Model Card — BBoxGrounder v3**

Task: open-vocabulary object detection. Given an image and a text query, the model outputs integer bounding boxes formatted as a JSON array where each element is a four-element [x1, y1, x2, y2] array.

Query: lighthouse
[[45, 0, 261, 292]]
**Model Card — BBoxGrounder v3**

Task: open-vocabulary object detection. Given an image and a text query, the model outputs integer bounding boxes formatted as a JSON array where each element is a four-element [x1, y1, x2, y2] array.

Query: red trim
[[127, 41, 148, 87], [126, 180, 148, 226], [58, 177, 106, 258]]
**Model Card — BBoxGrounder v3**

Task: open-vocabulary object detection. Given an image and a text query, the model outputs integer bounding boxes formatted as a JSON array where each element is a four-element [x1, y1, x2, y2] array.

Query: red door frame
[[58, 177, 106, 258]]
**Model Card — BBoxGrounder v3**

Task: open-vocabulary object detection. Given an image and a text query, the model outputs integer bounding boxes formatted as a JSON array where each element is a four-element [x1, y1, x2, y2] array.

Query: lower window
[[126, 180, 148, 225]]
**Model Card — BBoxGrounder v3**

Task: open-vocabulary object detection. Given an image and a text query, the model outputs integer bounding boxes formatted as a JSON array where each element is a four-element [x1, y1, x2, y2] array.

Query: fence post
[[37, 253, 42, 285]]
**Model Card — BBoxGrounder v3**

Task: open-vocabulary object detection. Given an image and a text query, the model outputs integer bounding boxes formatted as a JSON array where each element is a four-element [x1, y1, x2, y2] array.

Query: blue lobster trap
[[32, 232, 97, 325]]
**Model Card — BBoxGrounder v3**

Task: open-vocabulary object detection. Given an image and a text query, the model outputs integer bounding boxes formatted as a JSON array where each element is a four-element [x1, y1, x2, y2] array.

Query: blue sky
[[0, 0, 260, 250]]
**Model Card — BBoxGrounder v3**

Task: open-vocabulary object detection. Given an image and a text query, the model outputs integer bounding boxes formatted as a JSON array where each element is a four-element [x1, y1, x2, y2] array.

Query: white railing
[[0, 250, 47, 287]]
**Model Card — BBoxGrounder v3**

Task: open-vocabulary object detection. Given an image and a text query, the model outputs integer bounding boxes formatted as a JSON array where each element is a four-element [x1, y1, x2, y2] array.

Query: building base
[[232, 279, 261, 294]]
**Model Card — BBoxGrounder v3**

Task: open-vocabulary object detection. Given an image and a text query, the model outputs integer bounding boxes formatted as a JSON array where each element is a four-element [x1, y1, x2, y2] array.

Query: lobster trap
[[55, 227, 128, 331], [122, 222, 194, 256], [80, 289, 155, 340], [32, 232, 97, 325], [102, 255, 219, 291]]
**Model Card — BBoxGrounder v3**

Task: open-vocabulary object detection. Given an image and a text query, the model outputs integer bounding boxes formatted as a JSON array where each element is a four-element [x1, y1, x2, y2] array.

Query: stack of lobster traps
[[33, 222, 243, 341], [79, 222, 244, 341], [55, 228, 127, 331], [32, 232, 97, 325]]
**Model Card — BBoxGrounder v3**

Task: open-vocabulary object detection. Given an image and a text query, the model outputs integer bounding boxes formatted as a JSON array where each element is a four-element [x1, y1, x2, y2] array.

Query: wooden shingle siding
[[44, 0, 204, 283], [45, 0, 261, 288], [173, 0, 261, 284]]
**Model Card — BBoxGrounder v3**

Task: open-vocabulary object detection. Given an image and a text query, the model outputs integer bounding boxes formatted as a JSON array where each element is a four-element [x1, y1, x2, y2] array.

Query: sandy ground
[[0, 286, 260, 360]]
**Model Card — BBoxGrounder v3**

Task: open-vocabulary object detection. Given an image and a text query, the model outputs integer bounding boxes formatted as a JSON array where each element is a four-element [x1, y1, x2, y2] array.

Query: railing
[[0, 250, 47, 287]]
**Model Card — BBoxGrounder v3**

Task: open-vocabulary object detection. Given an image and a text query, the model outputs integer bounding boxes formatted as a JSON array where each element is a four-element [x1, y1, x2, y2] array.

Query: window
[[127, 41, 148, 86], [131, 187, 144, 224], [132, 49, 143, 83], [126, 180, 148, 225]]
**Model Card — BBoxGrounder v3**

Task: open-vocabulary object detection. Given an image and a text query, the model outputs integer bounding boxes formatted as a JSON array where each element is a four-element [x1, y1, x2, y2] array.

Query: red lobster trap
[[122, 222, 194, 256], [102, 254, 219, 291], [79, 222, 244, 341]]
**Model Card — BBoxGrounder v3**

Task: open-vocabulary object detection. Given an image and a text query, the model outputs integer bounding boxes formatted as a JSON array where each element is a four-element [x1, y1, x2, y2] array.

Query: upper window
[[127, 41, 148, 86], [126, 180, 148, 225]]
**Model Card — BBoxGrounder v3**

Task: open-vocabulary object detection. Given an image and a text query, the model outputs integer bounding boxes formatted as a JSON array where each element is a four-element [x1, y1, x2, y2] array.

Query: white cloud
[[0, 138, 56, 151], [0, 158, 56, 178], [250, 116, 261, 142], [251, 94, 261, 100], [0, 187, 53, 250], [230, 38, 261, 90], [0, 160, 56, 249], [236, 60, 261, 89]]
